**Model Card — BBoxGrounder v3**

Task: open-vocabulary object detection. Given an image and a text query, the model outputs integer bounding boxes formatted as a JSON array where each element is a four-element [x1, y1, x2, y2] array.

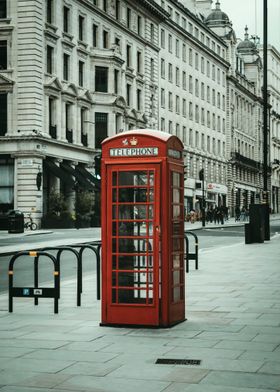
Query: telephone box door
[[103, 164, 161, 326]]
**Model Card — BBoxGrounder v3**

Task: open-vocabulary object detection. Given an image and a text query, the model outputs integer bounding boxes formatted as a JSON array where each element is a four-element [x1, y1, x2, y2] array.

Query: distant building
[[258, 45, 280, 213], [0, 0, 278, 224]]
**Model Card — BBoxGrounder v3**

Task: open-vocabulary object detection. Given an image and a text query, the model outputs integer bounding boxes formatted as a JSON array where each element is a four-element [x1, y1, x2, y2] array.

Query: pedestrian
[[235, 206, 240, 221]]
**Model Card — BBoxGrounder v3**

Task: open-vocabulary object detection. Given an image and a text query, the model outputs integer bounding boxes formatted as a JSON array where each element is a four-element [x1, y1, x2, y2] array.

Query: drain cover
[[156, 358, 201, 365]]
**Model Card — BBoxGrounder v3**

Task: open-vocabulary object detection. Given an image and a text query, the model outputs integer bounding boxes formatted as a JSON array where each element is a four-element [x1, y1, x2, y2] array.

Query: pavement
[[0, 220, 280, 391]]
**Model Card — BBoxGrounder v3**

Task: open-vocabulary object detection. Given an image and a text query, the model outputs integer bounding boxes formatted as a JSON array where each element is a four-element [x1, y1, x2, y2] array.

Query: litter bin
[[8, 210, 24, 234], [244, 223, 253, 244], [249, 204, 264, 243]]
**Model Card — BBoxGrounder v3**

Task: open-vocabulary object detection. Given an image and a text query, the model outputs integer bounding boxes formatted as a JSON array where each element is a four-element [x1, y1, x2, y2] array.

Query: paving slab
[[0, 226, 280, 391]]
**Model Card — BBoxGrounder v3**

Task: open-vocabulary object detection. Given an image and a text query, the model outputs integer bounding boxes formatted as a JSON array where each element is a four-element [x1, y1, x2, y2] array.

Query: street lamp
[[262, 0, 270, 240]]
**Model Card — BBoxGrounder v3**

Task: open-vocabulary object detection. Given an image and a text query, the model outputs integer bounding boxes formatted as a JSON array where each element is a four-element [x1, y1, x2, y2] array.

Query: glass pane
[[173, 205, 180, 218], [117, 238, 153, 253], [172, 172, 180, 187], [173, 254, 180, 268], [118, 289, 146, 303], [173, 287, 180, 302], [148, 205, 154, 219], [118, 205, 148, 220], [112, 172, 117, 186], [173, 188, 180, 203], [118, 255, 137, 270], [119, 171, 148, 186], [173, 222, 181, 235], [173, 270, 180, 285]]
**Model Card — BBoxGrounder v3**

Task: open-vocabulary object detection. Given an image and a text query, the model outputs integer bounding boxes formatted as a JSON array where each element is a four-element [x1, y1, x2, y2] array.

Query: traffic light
[[199, 168, 204, 181], [94, 155, 101, 178]]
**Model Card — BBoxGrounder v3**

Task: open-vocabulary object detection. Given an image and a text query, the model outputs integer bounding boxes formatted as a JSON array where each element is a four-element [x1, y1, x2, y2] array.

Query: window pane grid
[[111, 169, 155, 305]]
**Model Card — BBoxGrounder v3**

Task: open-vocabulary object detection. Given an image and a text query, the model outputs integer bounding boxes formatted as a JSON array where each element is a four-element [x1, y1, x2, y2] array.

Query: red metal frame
[[101, 131, 185, 327]]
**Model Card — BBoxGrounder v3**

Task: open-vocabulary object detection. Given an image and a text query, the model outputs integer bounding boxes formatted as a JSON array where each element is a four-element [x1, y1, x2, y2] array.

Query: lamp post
[[263, 0, 270, 240]]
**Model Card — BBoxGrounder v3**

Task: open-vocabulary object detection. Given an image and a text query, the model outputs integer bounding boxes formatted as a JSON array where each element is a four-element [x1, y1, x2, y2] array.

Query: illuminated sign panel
[[110, 147, 159, 157]]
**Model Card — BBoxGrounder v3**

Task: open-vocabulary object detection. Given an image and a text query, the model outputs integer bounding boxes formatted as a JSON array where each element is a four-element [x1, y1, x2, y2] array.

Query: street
[[1, 221, 279, 298]]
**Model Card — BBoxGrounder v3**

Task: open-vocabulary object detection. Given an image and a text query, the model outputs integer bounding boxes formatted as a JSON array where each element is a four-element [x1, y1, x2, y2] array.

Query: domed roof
[[205, 1, 230, 25], [237, 26, 257, 53]]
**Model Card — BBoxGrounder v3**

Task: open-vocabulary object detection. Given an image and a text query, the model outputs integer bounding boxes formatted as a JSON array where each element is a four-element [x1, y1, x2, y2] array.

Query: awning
[[44, 160, 75, 187], [61, 162, 95, 191], [76, 165, 101, 190]]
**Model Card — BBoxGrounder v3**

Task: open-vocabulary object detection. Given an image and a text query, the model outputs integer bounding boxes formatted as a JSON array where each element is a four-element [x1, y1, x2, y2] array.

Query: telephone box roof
[[102, 129, 183, 147]]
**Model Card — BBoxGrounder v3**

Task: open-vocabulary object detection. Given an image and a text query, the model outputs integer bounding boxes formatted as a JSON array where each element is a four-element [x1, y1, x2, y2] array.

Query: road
[[0, 221, 279, 300]]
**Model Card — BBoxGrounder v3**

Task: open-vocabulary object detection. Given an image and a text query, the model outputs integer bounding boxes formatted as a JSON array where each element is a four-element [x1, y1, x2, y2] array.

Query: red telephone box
[[101, 130, 185, 327]]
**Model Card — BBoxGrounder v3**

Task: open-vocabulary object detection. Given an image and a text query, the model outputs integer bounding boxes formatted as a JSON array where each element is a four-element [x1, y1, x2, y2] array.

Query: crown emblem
[[130, 137, 138, 146]]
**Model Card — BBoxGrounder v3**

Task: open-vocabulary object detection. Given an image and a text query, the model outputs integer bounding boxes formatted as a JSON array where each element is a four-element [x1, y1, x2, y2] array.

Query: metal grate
[[156, 358, 201, 365]]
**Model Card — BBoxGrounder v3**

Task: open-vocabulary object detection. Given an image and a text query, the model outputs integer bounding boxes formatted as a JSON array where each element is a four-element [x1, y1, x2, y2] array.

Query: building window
[[201, 83, 205, 100], [127, 7, 131, 28], [189, 128, 193, 146], [182, 43, 186, 62], [195, 105, 199, 123], [49, 97, 56, 138], [46, 0, 53, 23], [63, 53, 70, 81], [189, 48, 193, 66], [195, 79, 199, 97], [161, 117, 165, 132], [137, 89, 142, 111], [201, 57, 205, 73], [79, 15, 84, 41], [0, 0, 6, 18], [168, 92, 173, 111], [161, 88, 165, 108], [212, 64, 215, 80], [195, 53, 199, 69], [161, 29, 165, 48], [176, 95, 180, 114], [161, 58, 165, 79], [126, 84, 131, 106], [116, 0, 120, 20], [137, 16, 142, 35], [114, 69, 119, 94], [151, 23, 155, 43], [212, 89, 216, 106], [168, 34, 172, 53], [0, 93, 7, 136], [65, 103, 72, 142], [46, 45, 53, 74], [150, 58, 155, 81], [201, 108, 205, 125], [126, 45, 131, 67], [103, 30, 109, 48], [103, 0, 107, 12], [189, 75, 193, 94], [176, 39, 179, 57], [207, 61, 210, 77], [169, 120, 172, 133], [176, 67, 179, 86], [95, 112, 108, 148], [189, 102, 193, 120], [95, 66, 108, 92], [182, 98, 186, 117], [78, 61, 84, 86], [0, 41, 7, 70], [176, 123, 180, 138], [92, 24, 98, 47], [207, 86, 210, 102], [182, 71, 186, 90], [63, 6, 70, 33], [168, 63, 172, 83]]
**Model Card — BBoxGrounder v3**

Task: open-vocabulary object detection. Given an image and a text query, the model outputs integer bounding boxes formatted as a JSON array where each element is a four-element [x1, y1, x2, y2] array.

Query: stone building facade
[[0, 0, 278, 225]]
